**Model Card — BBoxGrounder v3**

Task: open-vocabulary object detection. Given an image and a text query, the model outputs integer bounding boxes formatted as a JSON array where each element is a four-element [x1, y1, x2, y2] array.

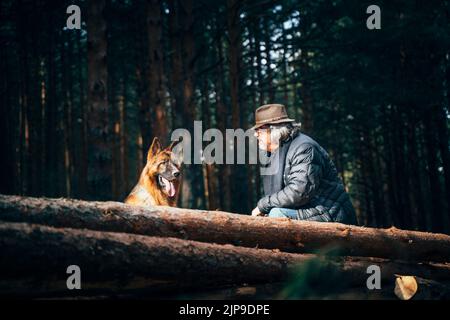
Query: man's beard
[[258, 140, 269, 151]]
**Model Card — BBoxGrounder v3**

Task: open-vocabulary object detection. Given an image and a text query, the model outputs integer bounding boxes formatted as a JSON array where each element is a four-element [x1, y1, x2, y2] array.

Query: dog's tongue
[[168, 181, 175, 197], [162, 176, 176, 197]]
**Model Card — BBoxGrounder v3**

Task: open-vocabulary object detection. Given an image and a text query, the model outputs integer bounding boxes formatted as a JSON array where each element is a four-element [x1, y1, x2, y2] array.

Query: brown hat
[[251, 104, 295, 130]]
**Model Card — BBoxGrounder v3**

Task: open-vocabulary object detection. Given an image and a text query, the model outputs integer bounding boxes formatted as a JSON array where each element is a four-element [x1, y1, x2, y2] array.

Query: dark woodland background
[[1, 0, 450, 233]]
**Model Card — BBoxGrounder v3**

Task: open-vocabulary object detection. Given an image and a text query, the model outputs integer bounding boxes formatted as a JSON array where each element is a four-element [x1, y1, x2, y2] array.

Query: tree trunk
[[147, 0, 168, 144], [227, 0, 241, 130], [178, 0, 200, 209], [134, 0, 150, 168], [87, 0, 111, 200], [119, 81, 129, 199], [423, 106, 445, 233], [435, 104, 450, 230], [382, 106, 400, 228], [391, 105, 409, 229], [77, 29, 88, 199], [227, 0, 247, 213], [1, 222, 450, 297], [61, 33, 72, 198], [180, 0, 196, 129], [281, 22, 290, 107], [0, 24, 15, 195], [263, 18, 275, 102], [299, 55, 314, 134], [26, 1, 42, 197], [406, 112, 427, 230], [201, 77, 218, 210], [168, 0, 184, 129], [214, 22, 231, 211], [253, 18, 264, 106], [1, 195, 450, 263]]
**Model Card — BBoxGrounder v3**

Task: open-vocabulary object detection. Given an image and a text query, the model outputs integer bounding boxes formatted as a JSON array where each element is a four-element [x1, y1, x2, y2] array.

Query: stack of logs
[[0, 194, 450, 299]]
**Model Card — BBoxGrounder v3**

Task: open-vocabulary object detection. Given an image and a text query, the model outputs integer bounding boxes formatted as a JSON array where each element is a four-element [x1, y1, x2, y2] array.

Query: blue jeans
[[268, 208, 299, 219]]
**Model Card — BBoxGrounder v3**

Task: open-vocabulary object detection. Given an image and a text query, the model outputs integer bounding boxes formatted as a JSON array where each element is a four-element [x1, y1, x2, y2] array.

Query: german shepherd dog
[[125, 137, 182, 207]]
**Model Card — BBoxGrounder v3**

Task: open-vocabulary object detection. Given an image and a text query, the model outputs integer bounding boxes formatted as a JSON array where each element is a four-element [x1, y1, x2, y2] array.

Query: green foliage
[[277, 247, 350, 299]]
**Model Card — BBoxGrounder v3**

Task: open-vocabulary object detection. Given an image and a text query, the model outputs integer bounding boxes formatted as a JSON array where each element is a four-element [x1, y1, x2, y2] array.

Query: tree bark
[[1, 222, 450, 298], [178, 0, 201, 209], [180, 0, 196, 129], [201, 77, 218, 210], [87, 0, 112, 200], [77, 29, 88, 199], [1, 195, 450, 263], [227, 0, 248, 213], [147, 0, 168, 145], [423, 106, 445, 233], [252, 18, 265, 106], [263, 17, 275, 102], [435, 104, 450, 230], [227, 0, 241, 130], [168, 0, 184, 129], [133, 0, 149, 169], [299, 55, 314, 135], [214, 23, 232, 212]]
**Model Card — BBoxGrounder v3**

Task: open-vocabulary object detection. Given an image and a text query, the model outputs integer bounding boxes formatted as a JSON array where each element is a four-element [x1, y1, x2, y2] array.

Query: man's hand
[[251, 206, 265, 217]]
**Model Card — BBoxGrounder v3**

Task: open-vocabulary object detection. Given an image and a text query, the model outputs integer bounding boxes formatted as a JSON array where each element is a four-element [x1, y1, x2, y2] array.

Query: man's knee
[[268, 208, 285, 218]]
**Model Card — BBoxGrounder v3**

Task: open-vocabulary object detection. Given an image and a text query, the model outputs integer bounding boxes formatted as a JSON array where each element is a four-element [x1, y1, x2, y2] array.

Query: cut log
[[1, 222, 450, 298], [1, 195, 450, 262]]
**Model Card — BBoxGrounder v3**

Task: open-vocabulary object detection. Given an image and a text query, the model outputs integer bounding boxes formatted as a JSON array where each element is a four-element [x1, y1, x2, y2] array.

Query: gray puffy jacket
[[257, 130, 357, 224]]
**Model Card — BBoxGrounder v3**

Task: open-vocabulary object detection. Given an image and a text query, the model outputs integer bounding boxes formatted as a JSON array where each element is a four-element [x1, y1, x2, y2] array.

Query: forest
[[1, 0, 450, 235]]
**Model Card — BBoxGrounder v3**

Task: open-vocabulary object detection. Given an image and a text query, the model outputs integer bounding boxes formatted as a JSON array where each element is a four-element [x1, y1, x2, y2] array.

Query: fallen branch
[[1, 195, 449, 262], [1, 222, 450, 297]]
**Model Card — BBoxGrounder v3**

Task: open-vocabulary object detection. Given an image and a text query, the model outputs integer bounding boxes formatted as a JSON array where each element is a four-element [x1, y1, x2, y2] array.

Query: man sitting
[[251, 104, 357, 224]]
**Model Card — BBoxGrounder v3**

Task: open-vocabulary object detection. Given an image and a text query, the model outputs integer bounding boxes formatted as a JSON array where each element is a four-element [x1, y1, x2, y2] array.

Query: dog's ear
[[168, 139, 184, 165], [148, 137, 162, 161], [166, 139, 181, 151]]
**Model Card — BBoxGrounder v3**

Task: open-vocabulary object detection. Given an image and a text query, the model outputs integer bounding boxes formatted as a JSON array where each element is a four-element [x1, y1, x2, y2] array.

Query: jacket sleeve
[[257, 143, 323, 214]]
